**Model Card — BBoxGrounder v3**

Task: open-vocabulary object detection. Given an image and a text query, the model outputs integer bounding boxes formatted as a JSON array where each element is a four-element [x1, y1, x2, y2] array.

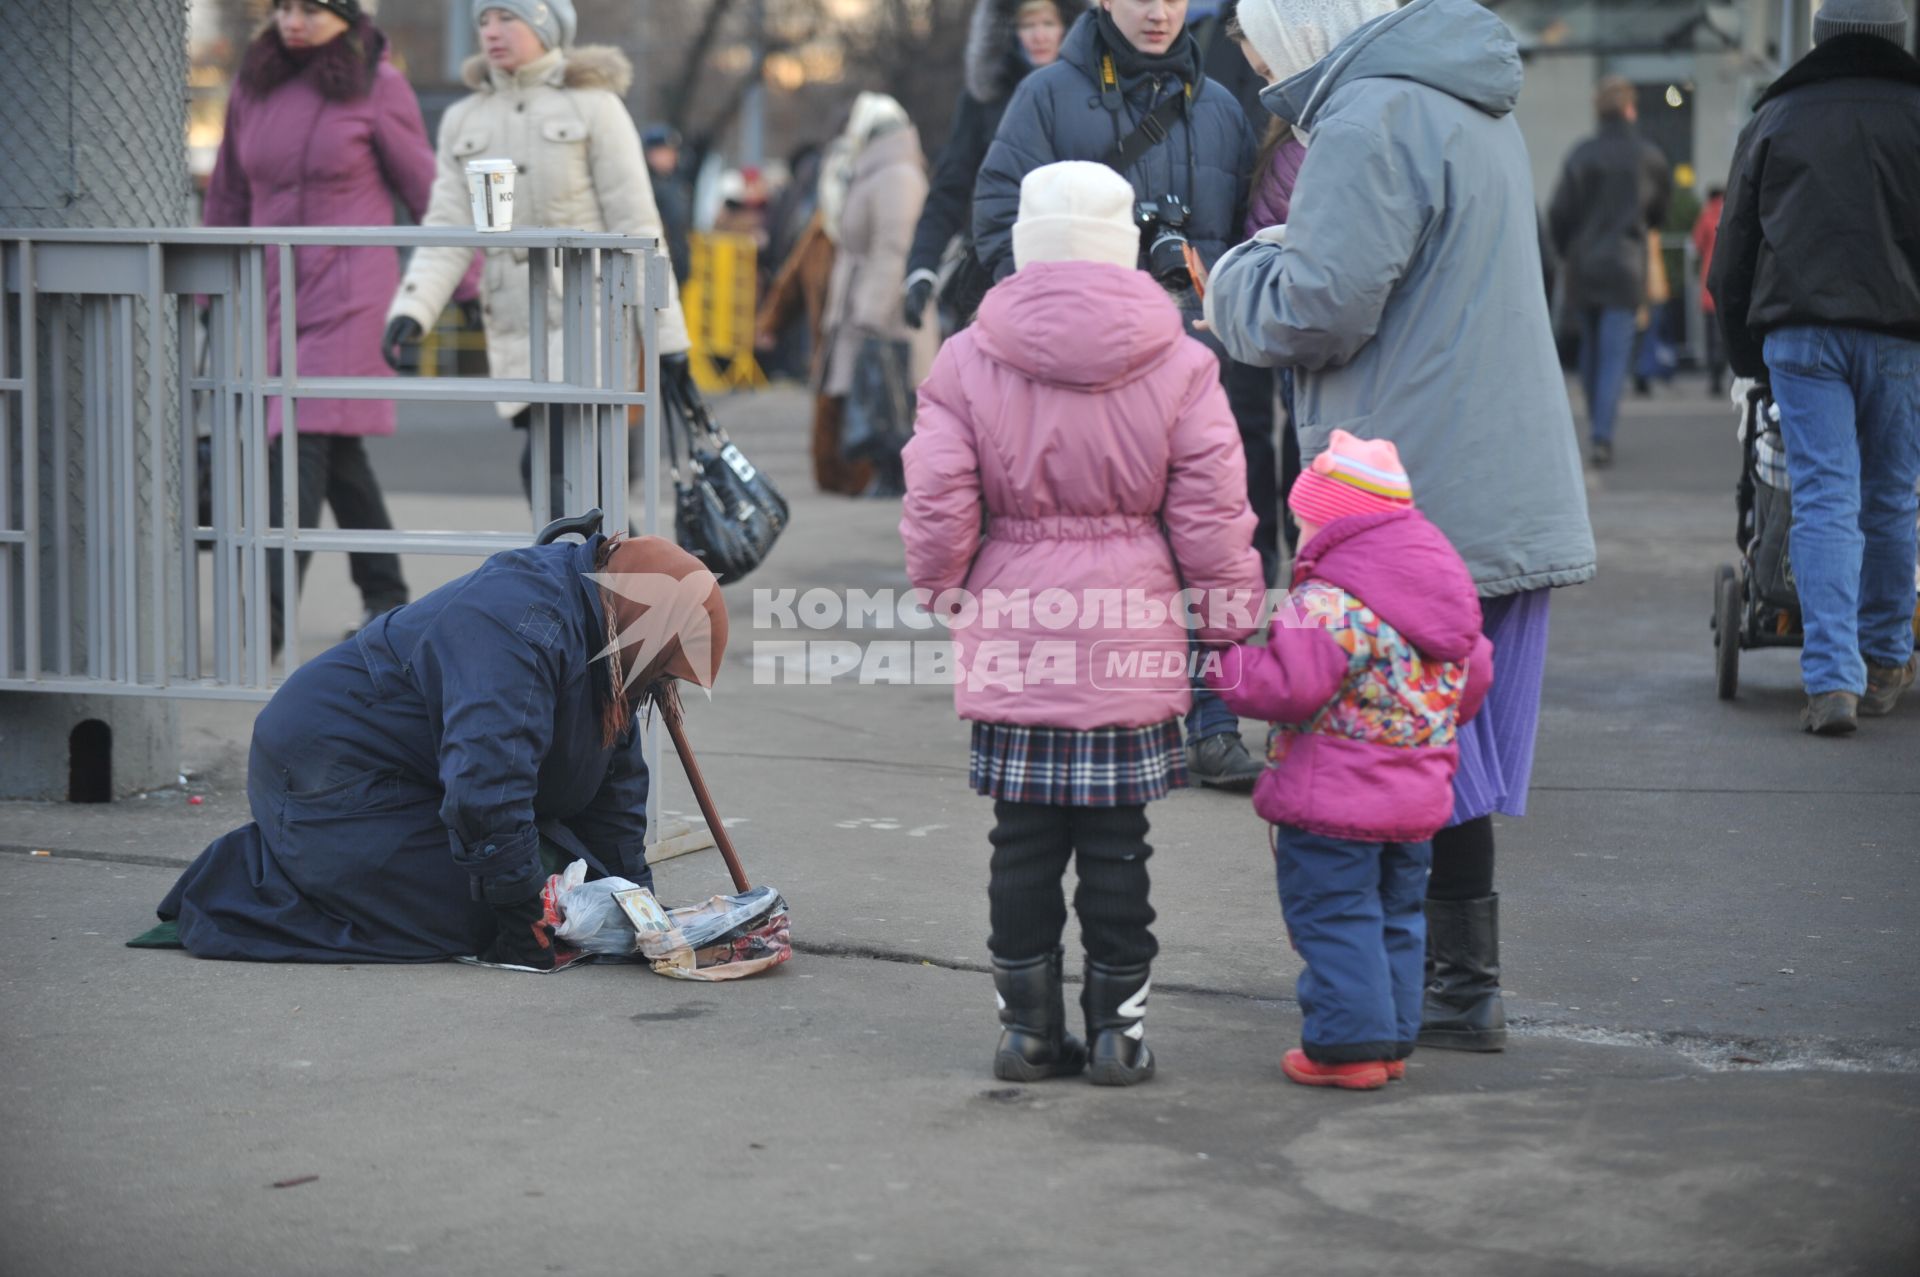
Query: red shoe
[[1282, 1049, 1389, 1090], [1384, 1059, 1406, 1081]]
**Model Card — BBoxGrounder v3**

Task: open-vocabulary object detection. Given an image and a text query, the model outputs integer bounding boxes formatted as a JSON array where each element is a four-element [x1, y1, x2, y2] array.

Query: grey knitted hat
[[1812, 0, 1909, 46], [474, 0, 576, 51]]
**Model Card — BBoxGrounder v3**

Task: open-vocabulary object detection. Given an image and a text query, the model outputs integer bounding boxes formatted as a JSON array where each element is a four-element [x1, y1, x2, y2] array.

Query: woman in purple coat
[[203, 0, 443, 647]]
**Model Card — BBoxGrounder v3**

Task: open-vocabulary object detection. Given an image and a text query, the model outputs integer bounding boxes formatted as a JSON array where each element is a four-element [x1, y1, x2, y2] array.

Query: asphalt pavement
[[1, 376, 1915, 1276]]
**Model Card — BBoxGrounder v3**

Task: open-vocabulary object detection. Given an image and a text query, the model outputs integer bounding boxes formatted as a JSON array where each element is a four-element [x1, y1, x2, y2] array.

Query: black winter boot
[[1083, 960, 1156, 1086], [992, 950, 1086, 1082], [1419, 895, 1507, 1052]]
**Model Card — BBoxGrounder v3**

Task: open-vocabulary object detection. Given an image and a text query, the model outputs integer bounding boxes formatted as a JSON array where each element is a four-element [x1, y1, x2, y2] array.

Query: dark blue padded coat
[[158, 535, 651, 961], [972, 11, 1254, 286]]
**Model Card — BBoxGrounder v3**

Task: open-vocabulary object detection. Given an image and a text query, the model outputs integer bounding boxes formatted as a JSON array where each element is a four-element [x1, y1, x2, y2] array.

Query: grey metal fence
[[1, 226, 668, 700]]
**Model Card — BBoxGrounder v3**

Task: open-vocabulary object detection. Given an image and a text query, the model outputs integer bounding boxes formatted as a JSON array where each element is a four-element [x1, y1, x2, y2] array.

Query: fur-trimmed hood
[[461, 44, 632, 96], [239, 16, 387, 102], [966, 0, 1090, 103]]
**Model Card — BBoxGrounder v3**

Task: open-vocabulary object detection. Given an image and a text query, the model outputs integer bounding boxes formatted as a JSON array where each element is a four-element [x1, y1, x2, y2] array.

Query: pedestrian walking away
[[642, 123, 694, 286], [902, 0, 1086, 336], [1208, 0, 1597, 1055], [816, 93, 939, 499], [974, 0, 1265, 791], [203, 0, 454, 650], [1547, 75, 1672, 469], [145, 535, 727, 965], [1210, 432, 1492, 1089], [383, 0, 696, 521], [902, 161, 1264, 1087], [1706, 0, 1920, 736]]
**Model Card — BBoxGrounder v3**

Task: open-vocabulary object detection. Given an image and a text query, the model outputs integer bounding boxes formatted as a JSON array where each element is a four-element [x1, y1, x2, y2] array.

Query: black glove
[[902, 277, 935, 330], [382, 317, 423, 372], [457, 298, 484, 331], [477, 891, 572, 971]]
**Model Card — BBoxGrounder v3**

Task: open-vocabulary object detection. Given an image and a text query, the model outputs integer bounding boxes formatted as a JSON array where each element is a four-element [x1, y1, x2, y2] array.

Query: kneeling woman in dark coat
[[155, 536, 727, 968]]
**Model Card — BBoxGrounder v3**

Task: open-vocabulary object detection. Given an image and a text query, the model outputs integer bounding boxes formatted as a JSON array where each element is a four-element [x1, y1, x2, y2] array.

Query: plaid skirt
[[968, 719, 1188, 807]]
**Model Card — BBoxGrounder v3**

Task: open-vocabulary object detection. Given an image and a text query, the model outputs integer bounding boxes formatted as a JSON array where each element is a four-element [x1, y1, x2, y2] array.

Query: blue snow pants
[[1273, 824, 1432, 1064]]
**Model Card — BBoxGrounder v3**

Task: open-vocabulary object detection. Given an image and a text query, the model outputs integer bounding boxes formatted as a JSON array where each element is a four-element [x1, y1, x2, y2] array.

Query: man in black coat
[[1548, 75, 1671, 469], [1707, 0, 1920, 736], [902, 0, 1088, 333]]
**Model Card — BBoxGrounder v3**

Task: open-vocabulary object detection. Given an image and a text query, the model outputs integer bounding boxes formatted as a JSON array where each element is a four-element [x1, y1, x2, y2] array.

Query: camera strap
[[1105, 70, 1190, 175]]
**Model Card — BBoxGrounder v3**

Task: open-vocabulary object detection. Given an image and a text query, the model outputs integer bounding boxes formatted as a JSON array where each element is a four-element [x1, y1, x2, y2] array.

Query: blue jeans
[[1273, 824, 1432, 1063], [1578, 307, 1637, 445], [1764, 326, 1920, 696], [1186, 679, 1239, 745]]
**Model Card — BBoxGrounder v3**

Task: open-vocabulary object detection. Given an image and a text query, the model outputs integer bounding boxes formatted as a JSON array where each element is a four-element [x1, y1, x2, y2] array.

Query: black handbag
[[841, 334, 916, 465], [663, 375, 788, 585]]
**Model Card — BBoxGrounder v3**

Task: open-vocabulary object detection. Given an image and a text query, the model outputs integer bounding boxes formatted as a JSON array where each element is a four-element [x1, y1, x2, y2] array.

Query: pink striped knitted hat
[[1288, 429, 1414, 526]]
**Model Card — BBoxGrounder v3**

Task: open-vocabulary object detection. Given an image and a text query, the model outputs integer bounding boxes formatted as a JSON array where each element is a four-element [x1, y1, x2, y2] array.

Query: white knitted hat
[[1232, 0, 1397, 88], [1012, 161, 1141, 271]]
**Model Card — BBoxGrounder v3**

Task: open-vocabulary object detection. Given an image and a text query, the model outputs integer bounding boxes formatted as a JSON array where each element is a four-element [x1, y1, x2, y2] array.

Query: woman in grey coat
[[1207, 0, 1597, 1053]]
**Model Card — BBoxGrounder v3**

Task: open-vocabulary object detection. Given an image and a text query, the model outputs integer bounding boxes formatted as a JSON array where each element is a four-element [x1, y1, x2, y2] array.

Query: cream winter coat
[[820, 124, 938, 398], [389, 47, 691, 417]]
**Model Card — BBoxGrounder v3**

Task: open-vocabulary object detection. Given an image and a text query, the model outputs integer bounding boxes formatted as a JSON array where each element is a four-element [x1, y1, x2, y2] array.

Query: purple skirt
[[1449, 587, 1552, 825]]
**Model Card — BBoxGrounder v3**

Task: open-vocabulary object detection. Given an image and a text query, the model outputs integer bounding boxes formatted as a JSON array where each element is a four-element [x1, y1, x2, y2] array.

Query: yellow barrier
[[685, 231, 768, 393]]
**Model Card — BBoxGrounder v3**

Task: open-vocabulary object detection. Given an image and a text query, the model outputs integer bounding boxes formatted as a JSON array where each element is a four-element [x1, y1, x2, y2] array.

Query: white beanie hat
[[1233, 0, 1397, 89], [1012, 161, 1141, 272]]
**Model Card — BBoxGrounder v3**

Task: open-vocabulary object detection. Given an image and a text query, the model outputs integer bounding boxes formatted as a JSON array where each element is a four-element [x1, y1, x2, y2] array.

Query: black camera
[[1135, 196, 1193, 287]]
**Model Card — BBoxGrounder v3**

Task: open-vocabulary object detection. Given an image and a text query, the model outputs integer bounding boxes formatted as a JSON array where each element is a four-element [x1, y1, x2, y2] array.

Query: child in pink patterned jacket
[[1208, 430, 1493, 1090]]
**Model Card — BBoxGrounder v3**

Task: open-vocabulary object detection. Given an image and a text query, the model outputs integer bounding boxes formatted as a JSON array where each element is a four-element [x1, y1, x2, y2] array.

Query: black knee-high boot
[[1422, 817, 1506, 1051]]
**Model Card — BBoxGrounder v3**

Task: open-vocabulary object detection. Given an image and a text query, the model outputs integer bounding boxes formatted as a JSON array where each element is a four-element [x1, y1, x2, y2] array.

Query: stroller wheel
[[1714, 564, 1741, 700]]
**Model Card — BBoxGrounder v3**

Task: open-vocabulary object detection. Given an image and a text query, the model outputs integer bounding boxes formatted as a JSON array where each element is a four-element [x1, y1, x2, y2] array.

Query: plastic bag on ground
[[548, 859, 646, 956], [614, 885, 791, 981]]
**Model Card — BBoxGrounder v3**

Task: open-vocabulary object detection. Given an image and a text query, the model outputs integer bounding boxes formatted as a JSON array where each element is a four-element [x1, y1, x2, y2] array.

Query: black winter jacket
[[905, 0, 1089, 286], [972, 11, 1254, 285], [1547, 117, 1671, 313], [1707, 35, 1920, 378]]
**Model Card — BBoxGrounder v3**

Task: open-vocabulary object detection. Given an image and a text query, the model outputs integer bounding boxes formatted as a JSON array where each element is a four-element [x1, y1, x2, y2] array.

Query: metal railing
[[1, 226, 669, 699]]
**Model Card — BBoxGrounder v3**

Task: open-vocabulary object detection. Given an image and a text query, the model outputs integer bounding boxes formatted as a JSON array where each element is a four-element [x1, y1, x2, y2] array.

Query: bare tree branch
[[665, 0, 741, 131]]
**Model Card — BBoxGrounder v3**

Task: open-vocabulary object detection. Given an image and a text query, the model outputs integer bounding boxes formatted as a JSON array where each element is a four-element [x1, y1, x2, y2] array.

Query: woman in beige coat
[[384, 0, 693, 515], [818, 93, 937, 498]]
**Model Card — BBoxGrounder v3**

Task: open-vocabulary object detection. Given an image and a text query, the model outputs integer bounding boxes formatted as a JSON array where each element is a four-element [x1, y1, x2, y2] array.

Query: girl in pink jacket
[[1209, 432, 1493, 1090], [902, 162, 1264, 1087]]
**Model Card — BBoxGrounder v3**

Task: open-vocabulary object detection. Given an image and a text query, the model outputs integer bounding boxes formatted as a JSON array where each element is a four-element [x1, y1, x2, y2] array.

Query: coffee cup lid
[[466, 158, 517, 174]]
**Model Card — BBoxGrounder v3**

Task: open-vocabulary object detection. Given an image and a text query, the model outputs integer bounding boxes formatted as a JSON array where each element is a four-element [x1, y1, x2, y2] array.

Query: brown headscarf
[[590, 535, 729, 744]]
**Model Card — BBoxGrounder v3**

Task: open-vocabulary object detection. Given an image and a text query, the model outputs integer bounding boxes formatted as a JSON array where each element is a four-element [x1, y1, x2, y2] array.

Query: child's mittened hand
[[1203, 643, 1248, 694]]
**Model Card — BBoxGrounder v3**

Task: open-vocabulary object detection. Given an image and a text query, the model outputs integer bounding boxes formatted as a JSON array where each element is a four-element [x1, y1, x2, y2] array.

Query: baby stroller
[[1712, 387, 1802, 698]]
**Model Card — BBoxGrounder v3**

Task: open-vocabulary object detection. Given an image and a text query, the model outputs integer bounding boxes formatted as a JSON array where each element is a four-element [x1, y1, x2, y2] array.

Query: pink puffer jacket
[[1208, 510, 1494, 843], [901, 259, 1263, 729]]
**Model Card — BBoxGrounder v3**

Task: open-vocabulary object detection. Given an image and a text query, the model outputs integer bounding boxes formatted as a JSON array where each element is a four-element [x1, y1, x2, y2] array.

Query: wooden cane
[[651, 682, 751, 893]]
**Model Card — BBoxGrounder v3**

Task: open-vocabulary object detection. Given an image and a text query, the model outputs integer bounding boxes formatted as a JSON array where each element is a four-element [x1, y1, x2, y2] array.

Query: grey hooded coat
[[1205, 0, 1594, 598]]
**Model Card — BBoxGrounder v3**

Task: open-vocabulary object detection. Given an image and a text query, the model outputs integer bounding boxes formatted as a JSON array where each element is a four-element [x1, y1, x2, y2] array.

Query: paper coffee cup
[[466, 159, 517, 232]]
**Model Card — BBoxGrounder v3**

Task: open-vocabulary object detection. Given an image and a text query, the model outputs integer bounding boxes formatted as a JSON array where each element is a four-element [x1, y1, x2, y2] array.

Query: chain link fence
[[0, 0, 188, 797]]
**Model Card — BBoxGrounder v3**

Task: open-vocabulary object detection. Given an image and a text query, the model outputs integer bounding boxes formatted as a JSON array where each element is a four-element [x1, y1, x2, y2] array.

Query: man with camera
[[971, 0, 1261, 790]]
